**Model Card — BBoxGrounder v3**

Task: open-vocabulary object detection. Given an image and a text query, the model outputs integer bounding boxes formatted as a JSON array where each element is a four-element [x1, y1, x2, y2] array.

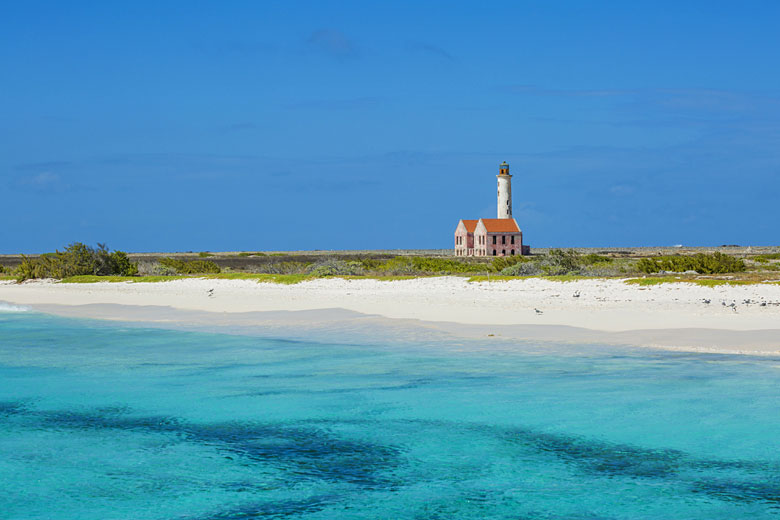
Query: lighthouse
[[497, 161, 512, 219], [453, 160, 526, 257]]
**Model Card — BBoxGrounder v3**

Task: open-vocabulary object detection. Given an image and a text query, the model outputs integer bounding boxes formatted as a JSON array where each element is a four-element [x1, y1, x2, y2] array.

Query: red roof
[[481, 218, 520, 233], [460, 219, 479, 233]]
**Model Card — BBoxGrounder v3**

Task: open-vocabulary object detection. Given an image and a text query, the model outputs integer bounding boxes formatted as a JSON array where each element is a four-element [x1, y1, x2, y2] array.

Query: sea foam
[[0, 302, 30, 312]]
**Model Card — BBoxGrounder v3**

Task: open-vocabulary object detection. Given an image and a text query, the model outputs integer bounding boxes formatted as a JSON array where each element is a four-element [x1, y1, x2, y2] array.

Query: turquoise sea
[[2, 305, 780, 519]]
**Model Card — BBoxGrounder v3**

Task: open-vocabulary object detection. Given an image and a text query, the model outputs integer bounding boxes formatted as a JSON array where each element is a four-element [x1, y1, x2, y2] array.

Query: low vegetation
[[5, 245, 772, 285], [158, 257, 221, 274], [754, 253, 780, 263], [636, 252, 745, 275], [624, 277, 762, 287], [15, 243, 138, 282], [61, 275, 188, 283], [498, 249, 617, 276]]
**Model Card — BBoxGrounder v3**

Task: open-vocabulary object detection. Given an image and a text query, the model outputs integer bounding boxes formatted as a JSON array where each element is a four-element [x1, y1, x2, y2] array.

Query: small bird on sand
[[702, 299, 711, 304], [535, 308, 543, 315], [207, 288, 214, 298], [573, 291, 580, 298]]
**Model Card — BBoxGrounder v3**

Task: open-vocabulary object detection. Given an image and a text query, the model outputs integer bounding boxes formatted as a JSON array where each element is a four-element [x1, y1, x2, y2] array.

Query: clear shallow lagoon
[[2, 308, 780, 519]]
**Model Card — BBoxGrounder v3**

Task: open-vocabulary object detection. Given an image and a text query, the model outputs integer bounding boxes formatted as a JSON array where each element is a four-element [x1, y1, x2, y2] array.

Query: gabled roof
[[480, 218, 520, 233], [461, 219, 479, 233]]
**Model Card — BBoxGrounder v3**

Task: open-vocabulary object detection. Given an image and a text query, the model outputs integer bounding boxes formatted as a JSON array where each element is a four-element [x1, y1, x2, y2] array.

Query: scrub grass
[[61, 275, 189, 283], [205, 273, 312, 284], [57, 273, 435, 285], [468, 274, 597, 283], [624, 277, 765, 287], [467, 275, 525, 282], [753, 253, 780, 263], [59, 273, 312, 284], [543, 274, 596, 282], [335, 274, 425, 281]]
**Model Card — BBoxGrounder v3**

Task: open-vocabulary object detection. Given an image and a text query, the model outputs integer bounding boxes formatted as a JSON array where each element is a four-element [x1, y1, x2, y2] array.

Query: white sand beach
[[2, 277, 780, 354]]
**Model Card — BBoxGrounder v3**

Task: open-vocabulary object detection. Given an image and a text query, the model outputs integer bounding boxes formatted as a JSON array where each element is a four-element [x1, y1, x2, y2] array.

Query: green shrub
[[500, 249, 621, 277], [636, 253, 745, 274], [198, 252, 211, 258], [159, 257, 221, 274], [104, 251, 139, 276], [307, 260, 365, 277], [15, 243, 139, 281], [145, 262, 179, 276], [754, 253, 780, 263], [540, 249, 582, 275], [258, 261, 311, 274], [491, 255, 527, 272], [360, 258, 384, 270], [379, 256, 481, 275], [501, 261, 540, 276], [581, 253, 613, 265]]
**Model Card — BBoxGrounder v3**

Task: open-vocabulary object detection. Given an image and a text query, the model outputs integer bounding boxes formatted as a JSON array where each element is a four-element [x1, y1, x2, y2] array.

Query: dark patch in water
[[691, 479, 780, 504], [691, 458, 780, 473], [236, 380, 428, 397], [308, 417, 780, 506], [517, 513, 617, 520], [14, 405, 780, 509], [505, 428, 684, 479], [0, 401, 26, 416], [186, 495, 336, 520], [38, 408, 401, 489]]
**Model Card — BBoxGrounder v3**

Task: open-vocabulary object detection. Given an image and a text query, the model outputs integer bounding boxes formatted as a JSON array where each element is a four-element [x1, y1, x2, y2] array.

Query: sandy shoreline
[[2, 277, 780, 355]]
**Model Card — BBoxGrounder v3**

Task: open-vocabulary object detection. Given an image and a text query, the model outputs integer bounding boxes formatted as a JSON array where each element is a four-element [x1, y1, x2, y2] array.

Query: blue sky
[[2, 1, 779, 252]]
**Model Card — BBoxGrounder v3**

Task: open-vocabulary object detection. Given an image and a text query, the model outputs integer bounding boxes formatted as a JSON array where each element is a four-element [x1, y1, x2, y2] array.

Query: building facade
[[454, 162, 527, 257]]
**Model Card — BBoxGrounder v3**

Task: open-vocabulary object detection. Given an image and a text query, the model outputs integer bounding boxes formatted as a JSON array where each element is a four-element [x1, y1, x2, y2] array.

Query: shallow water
[[2, 309, 780, 519]]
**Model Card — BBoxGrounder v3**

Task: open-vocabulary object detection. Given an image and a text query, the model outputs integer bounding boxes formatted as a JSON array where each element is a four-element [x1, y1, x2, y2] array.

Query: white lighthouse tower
[[497, 161, 512, 219]]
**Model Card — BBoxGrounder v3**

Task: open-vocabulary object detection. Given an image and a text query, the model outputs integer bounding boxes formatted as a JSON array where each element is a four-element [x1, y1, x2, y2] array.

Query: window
[[492, 250, 496, 256], [492, 236, 497, 245], [511, 250, 515, 256], [511, 236, 515, 245], [502, 250, 506, 256], [502, 236, 506, 245]]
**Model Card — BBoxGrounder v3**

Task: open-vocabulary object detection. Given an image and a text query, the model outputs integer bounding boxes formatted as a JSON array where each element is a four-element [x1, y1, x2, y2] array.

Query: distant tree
[[15, 243, 139, 281]]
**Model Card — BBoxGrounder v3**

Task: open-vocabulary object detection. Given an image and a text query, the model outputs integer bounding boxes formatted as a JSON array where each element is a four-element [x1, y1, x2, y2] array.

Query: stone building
[[454, 162, 526, 257]]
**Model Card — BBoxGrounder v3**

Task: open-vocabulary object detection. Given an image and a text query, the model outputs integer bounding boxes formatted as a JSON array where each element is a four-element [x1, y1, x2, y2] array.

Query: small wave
[[0, 302, 31, 313]]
